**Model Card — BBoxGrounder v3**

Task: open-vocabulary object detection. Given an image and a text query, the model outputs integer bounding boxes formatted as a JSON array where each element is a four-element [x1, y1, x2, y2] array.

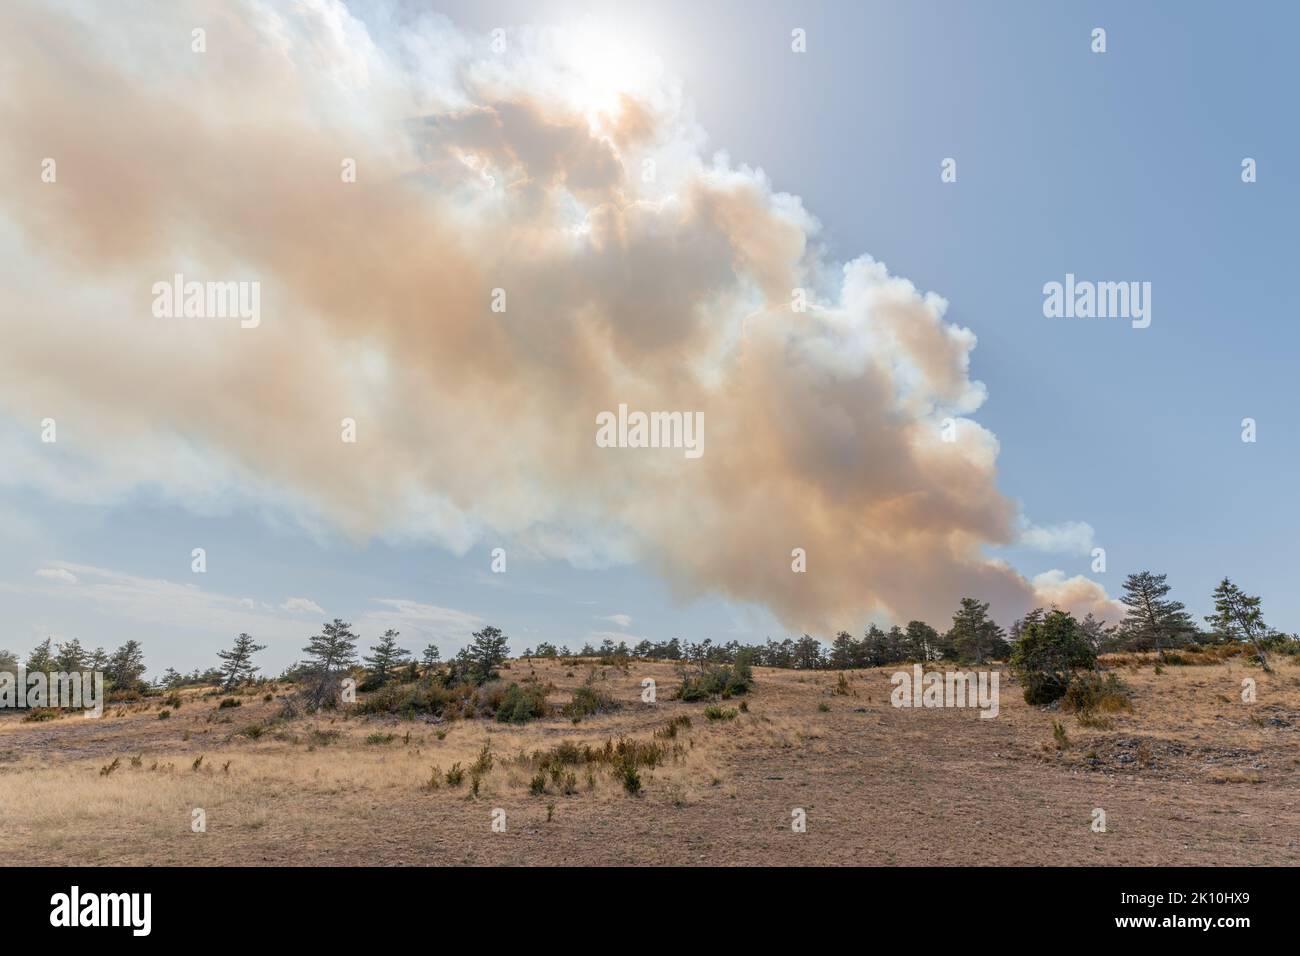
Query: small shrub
[[356, 680, 457, 718], [567, 677, 619, 719], [157, 709, 171, 720], [675, 655, 755, 701], [306, 727, 342, 747], [1062, 672, 1133, 715], [655, 715, 692, 739], [99, 757, 121, 777], [22, 708, 58, 723], [163, 694, 183, 709], [218, 698, 241, 710], [1051, 720, 1069, 750], [445, 762, 465, 787], [495, 683, 547, 723], [834, 672, 851, 696], [365, 732, 396, 745], [618, 762, 641, 795], [704, 705, 738, 721], [471, 743, 493, 776], [1211, 768, 1261, 784], [817, 702, 830, 713], [529, 772, 547, 795]]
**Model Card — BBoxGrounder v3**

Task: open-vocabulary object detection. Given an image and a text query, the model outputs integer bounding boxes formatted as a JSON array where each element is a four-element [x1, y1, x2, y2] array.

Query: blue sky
[[1, 1, 1295, 675]]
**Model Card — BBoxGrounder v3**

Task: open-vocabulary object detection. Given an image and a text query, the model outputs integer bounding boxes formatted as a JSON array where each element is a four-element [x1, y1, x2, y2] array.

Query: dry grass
[[1, 656, 1297, 865]]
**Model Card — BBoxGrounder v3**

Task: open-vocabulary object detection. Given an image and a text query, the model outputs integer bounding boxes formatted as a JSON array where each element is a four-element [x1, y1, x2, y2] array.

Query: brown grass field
[[1, 655, 1297, 866]]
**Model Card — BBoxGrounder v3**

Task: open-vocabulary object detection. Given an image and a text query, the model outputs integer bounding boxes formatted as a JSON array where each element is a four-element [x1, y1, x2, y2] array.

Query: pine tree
[[793, 634, 825, 669], [885, 625, 907, 663], [302, 619, 359, 707], [1079, 613, 1116, 653], [1010, 608, 1046, 645], [364, 629, 411, 686], [54, 639, 86, 671], [457, 626, 509, 685], [217, 632, 267, 689], [1118, 571, 1195, 661], [904, 621, 939, 661], [949, 598, 1009, 664], [421, 643, 441, 668], [1009, 609, 1096, 704], [106, 640, 147, 690], [25, 638, 54, 672], [829, 631, 859, 669], [1205, 578, 1273, 672], [863, 625, 889, 666]]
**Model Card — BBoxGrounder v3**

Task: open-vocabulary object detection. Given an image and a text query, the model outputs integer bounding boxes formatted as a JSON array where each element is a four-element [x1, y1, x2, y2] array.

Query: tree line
[[2, 570, 1291, 703]]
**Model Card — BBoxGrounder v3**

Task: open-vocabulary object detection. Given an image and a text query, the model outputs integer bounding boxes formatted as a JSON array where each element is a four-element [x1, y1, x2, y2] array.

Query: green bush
[[675, 653, 755, 701], [567, 676, 619, 719], [618, 762, 642, 795], [218, 697, 241, 709], [704, 705, 738, 721], [495, 683, 548, 723], [1010, 609, 1098, 705], [356, 679, 458, 718]]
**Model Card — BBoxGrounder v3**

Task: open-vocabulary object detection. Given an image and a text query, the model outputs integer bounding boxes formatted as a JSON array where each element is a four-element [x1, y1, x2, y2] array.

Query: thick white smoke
[[0, 0, 1119, 633]]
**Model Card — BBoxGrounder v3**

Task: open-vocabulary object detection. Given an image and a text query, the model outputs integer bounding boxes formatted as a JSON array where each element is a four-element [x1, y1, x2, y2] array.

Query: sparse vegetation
[[4, 621, 1296, 866], [1061, 671, 1132, 715], [566, 672, 620, 719], [675, 651, 754, 701]]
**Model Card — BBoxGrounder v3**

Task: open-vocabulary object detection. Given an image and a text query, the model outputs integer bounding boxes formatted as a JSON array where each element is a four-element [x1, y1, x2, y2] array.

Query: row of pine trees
[[1, 571, 1289, 696]]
